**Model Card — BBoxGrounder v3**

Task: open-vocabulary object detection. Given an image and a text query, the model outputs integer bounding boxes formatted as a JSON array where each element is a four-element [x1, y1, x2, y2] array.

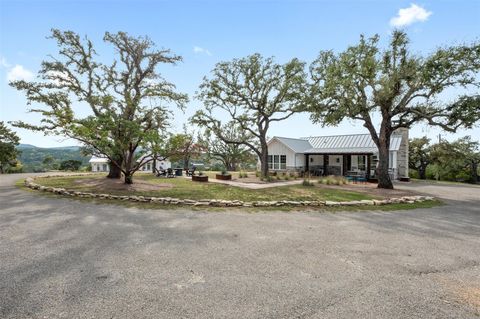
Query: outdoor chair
[[167, 168, 175, 178], [155, 168, 167, 177], [185, 167, 195, 177]]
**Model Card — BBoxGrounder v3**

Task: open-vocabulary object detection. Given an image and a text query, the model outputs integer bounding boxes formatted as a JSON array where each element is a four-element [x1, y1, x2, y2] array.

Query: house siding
[[267, 139, 297, 169]]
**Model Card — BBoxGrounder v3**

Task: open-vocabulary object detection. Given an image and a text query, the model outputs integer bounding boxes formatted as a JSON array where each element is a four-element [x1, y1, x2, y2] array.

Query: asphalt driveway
[[1, 174, 479, 318]]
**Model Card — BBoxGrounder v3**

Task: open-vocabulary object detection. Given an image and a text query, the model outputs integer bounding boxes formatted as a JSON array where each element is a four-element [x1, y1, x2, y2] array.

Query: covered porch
[[304, 153, 376, 180]]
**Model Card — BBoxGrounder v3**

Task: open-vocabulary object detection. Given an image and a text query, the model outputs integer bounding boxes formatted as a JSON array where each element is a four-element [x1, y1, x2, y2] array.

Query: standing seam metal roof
[[270, 134, 402, 154]]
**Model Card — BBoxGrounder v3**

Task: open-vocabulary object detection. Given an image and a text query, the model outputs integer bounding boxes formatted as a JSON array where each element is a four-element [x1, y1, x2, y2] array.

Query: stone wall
[[393, 128, 409, 179], [24, 175, 434, 208]]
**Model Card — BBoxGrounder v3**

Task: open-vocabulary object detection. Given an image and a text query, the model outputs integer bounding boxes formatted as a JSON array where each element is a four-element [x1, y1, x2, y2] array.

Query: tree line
[[4, 29, 480, 188], [409, 136, 480, 183]]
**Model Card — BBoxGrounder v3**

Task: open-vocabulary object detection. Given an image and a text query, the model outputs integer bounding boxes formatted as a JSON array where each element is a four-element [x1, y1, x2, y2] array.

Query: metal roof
[[89, 156, 109, 163], [271, 136, 313, 153], [271, 133, 403, 154]]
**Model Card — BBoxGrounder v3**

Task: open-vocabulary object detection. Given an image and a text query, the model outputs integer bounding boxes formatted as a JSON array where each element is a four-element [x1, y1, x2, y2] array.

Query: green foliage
[[59, 159, 82, 171], [302, 179, 314, 187], [16, 144, 88, 172], [0, 122, 20, 173], [409, 137, 433, 179], [192, 53, 308, 178], [307, 31, 480, 189], [318, 176, 347, 185], [430, 136, 480, 183], [167, 129, 203, 169], [10, 29, 187, 184], [198, 124, 254, 172]]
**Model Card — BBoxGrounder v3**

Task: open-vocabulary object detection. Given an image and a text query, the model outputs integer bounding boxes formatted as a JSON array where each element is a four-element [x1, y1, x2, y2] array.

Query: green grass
[[34, 174, 375, 202], [18, 176, 443, 212]]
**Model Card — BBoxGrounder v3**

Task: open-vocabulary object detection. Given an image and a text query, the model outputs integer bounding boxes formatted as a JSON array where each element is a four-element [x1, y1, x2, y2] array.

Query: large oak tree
[[409, 137, 432, 180], [192, 53, 308, 178], [307, 31, 480, 189], [10, 29, 187, 184]]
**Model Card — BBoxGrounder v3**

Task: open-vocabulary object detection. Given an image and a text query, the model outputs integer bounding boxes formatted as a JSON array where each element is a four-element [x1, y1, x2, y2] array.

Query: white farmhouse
[[137, 155, 172, 172], [89, 156, 110, 172], [264, 128, 409, 180], [89, 155, 172, 173]]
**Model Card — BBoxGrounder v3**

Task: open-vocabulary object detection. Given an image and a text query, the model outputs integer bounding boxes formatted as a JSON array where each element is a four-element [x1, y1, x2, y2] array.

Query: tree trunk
[[470, 161, 478, 184], [418, 164, 427, 180], [124, 172, 133, 184], [376, 135, 393, 189], [107, 162, 122, 178], [260, 147, 269, 179]]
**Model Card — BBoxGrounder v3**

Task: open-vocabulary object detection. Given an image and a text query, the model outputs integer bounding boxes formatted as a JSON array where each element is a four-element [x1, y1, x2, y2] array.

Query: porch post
[[366, 154, 371, 180], [305, 154, 309, 173], [323, 155, 329, 176]]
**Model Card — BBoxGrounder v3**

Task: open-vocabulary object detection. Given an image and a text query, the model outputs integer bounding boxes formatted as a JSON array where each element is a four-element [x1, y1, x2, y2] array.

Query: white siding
[[268, 139, 297, 169], [295, 154, 305, 168], [308, 155, 324, 166]]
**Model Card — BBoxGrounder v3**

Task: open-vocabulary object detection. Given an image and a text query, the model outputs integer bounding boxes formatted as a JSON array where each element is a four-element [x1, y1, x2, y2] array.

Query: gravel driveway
[[1, 174, 479, 318]]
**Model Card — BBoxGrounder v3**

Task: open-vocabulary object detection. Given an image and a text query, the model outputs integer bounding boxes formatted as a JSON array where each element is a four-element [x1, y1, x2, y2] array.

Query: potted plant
[[192, 171, 209, 182], [216, 169, 232, 180]]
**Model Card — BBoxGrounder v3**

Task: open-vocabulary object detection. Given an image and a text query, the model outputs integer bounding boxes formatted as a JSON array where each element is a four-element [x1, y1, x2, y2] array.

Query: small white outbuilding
[[89, 155, 172, 173]]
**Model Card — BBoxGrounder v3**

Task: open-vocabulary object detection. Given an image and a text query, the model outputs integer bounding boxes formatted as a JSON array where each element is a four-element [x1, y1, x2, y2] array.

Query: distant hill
[[16, 144, 89, 172]]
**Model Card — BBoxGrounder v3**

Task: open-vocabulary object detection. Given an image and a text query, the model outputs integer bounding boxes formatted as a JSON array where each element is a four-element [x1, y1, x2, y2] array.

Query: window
[[280, 155, 287, 170], [358, 156, 366, 171], [268, 154, 287, 170], [389, 152, 394, 168]]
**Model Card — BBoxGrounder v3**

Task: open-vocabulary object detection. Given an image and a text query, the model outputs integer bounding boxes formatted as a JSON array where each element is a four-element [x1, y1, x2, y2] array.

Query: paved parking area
[[1, 174, 479, 318]]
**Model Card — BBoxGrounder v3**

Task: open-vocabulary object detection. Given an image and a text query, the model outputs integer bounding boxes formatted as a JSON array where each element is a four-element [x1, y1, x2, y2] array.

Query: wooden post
[[305, 154, 309, 174], [366, 154, 371, 180], [323, 155, 329, 176]]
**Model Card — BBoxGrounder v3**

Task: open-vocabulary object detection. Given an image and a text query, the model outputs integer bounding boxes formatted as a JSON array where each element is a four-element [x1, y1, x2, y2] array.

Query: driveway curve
[[1, 173, 479, 318]]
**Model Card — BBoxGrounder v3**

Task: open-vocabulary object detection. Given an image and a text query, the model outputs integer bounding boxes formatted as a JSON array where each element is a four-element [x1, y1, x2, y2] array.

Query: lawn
[[34, 173, 375, 202]]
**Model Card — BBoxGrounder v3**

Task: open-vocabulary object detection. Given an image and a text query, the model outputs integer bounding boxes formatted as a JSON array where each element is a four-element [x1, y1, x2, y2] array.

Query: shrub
[[255, 171, 260, 177], [221, 169, 228, 175], [302, 179, 314, 187], [198, 171, 204, 176], [262, 176, 274, 182], [284, 176, 290, 181]]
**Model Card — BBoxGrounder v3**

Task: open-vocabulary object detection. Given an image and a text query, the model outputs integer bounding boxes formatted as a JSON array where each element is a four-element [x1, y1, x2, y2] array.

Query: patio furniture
[[185, 167, 196, 177], [166, 168, 175, 178], [156, 168, 167, 177]]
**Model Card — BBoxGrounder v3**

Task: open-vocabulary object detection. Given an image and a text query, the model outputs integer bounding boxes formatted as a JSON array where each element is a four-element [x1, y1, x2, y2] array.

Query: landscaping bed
[[32, 174, 376, 202], [24, 174, 437, 209]]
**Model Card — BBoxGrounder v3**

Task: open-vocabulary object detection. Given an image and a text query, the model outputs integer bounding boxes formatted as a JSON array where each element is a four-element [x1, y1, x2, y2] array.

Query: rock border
[[24, 175, 435, 208]]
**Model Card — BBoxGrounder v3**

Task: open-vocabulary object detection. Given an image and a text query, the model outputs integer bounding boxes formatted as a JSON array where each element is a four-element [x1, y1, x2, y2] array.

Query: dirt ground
[[73, 177, 174, 192]]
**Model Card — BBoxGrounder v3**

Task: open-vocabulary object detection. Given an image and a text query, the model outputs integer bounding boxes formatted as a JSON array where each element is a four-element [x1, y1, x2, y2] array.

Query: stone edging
[[24, 176, 435, 208]]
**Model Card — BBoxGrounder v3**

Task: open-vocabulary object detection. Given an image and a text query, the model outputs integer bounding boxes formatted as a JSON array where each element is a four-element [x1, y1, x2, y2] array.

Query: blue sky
[[0, 0, 479, 147]]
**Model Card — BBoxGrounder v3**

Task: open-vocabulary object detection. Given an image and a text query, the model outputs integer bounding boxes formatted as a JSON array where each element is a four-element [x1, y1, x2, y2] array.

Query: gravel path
[[1, 174, 479, 318]]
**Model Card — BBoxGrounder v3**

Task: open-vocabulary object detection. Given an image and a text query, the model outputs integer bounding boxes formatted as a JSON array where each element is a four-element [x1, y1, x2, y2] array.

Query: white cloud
[[193, 46, 212, 56], [7, 64, 34, 82], [390, 4, 432, 27], [0, 56, 10, 68]]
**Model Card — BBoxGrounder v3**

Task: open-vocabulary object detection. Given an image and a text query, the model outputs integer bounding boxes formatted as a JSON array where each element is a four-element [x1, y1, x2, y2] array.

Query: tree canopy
[[192, 53, 308, 178], [408, 137, 432, 180], [0, 122, 20, 174], [198, 124, 253, 171], [10, 29, 188, 183], [307, 31, 480, 188]]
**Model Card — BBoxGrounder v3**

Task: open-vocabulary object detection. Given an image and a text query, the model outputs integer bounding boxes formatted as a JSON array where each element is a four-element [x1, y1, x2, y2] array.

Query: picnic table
[[346, 171, 367, 184]]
